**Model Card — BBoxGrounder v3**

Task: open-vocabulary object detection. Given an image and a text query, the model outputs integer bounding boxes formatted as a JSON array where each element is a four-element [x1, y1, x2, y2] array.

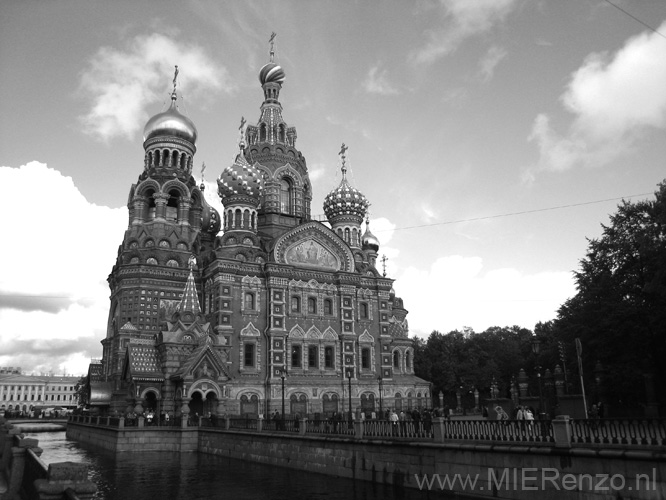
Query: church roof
[[178, 268, 201, 315], [127, 344, 163, 381]]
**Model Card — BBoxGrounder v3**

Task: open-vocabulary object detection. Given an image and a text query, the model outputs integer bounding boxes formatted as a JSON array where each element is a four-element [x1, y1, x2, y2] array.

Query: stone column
[[432, 417, 446, 443], [154, 193, 169, 220], [552, 415, 572, 448], [178, 199, 191, 226]]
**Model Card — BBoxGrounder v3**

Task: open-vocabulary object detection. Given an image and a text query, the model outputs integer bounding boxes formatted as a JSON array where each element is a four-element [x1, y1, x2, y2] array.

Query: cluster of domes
[[217, 149, 264, 204], [259, 62, 285, 85], [323, 175, 369, 221], [143, 92, 198, 145]]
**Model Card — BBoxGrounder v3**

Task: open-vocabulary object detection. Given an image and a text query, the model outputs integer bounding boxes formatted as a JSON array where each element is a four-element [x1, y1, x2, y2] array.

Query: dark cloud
[[0, 293, 74, 314]]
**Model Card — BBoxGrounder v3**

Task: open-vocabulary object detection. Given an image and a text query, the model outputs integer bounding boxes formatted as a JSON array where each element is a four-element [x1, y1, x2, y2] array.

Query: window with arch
[[244, 292, 255, 311], [307, 297, 317, 314], [145, 189, 156, 220], [244, 343, 255, 367], [323, 299, 332, 315], [280, 178, 293, 214], [406, 351, 412, 370], [166, 189, 180, 221], [361, 347, 371, 369], [291, 345, 302, 368], [360, 303, 368, 319], [324, 346, 334, 369], [393, 351, 400, 369], [290, 296, 300, 313]]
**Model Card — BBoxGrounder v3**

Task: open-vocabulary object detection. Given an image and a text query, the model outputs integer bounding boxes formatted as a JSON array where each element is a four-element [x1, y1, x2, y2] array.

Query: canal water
[[26, 431, 456, 500]]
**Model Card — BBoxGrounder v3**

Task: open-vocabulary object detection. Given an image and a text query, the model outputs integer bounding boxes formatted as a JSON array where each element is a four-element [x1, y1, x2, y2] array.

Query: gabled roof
[[170, 340, 229, 381]]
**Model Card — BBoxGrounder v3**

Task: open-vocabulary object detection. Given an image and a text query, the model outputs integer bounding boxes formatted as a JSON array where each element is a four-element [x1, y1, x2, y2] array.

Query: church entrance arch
[[290, 393, 307, 417], [360, 393, 375, 414], [144, 390, 158, 412], [204, 392, 218, 416], [189, 391, 204, 417]]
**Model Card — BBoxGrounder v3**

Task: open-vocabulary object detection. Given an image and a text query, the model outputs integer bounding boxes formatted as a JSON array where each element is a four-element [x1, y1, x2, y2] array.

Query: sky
[[1, 0, 665, 376]]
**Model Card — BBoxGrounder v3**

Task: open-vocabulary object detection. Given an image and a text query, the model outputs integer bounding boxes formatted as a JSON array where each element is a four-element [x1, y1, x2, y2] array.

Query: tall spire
[[269, 32, 276, 62], [178, 256, 201, 315], [339, 142, 348, 179]]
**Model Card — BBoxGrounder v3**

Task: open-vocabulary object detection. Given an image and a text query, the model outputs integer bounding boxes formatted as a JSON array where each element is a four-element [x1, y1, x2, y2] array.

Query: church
[[88, 40, 430, 419]]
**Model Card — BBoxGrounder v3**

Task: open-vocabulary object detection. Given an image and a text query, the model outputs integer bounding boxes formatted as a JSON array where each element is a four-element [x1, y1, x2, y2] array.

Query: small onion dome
[[323, 177, 369, 221], [217, 150, 263, 203], [201, 199, 221, 235], [389, 286, 395, 298], [362, 223, 380, 252], [259, 62, 285, 85], [143, 92, 198, 144]]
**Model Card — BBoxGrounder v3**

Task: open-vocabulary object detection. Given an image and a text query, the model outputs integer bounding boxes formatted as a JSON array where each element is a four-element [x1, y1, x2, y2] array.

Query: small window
[[307, 297, 317, 314], [324, 299, 332, 315], [360, 303, 368, 319], [291, 296, 300, 313], [324, 346, 334, 368], [361, 348, 371, 369], [292, 345, 302, 368], [393, 351, 399, 369], [245, 292, 255, 310], [406, 351, 412, 369], [244, 343, 255, 367], [308, 345, 318, 369]]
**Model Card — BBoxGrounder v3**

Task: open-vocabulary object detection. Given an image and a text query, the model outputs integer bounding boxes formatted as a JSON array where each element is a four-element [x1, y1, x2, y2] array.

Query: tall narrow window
[[292, 345, 302, 368], [308, 345, 318, 369], [361, 348, 370, 369], [291, 296, 300, 313], [324, 346, 334, 368], [244, 292, 255, 310], [324, 299, 332, 315], [393, 351, 399, 369], [406, 351, 411, 370], [244, 343, 255, 367], [307, 297, 317, 314], [280, 179, 292, 214], [360, 303, 368, 319]]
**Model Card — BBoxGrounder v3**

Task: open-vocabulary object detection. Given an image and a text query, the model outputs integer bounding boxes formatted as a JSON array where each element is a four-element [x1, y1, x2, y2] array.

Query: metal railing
[[441, 418, 554, 444], [570, 418, 666, 447]]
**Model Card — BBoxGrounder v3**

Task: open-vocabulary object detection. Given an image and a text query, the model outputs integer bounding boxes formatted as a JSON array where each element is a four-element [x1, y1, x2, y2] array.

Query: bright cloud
[[394, 255, 574, 337], [79, 32, 229, 142], [362, 64, 400, 95], [413, 0, 518, 64], [528, 22, 666, 177], [479, 45, 507, 82], [0, 162, 128, 375]]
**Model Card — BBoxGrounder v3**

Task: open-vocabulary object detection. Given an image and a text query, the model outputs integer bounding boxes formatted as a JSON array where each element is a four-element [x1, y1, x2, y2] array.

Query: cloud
[[0, 162, 128, 375], [394, 255, 574, 337], [527, 22, 666, 177], [79, 32, 229, 142], [412, 0, 518, 64], [478, 45, 507, 82], [362, 64, 400, 95]]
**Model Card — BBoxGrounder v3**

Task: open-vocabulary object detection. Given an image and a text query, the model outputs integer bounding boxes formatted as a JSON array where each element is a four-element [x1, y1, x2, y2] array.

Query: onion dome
[[200, 194, 221, 236], [259, 62, 285, 85], [143, 91, 198, 145], [361, 218, 380, 252], [217, 147, 263, 204], [323, 148, 368, 221]]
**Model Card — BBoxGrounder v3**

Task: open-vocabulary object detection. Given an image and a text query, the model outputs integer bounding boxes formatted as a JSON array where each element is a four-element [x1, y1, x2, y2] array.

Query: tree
[[74, 376, 88, 408], [553, 181, 666, 412]]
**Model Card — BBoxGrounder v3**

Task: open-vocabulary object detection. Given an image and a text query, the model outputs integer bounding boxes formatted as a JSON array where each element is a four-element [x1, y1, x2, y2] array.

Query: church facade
[[89, 45, 430, 419]]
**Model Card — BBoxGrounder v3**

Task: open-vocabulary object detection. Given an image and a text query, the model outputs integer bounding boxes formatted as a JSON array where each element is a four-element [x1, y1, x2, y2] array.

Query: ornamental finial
[[381, 254, 388, 277], [172, 65, 179, 94], [200, 162, 206, 190], [269, 32, 277, 62], [339, 143, 348, 179]]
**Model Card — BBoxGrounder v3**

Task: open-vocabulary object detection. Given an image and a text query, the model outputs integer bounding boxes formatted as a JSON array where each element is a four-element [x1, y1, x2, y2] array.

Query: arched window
[[260, 123, 267, 142], [360, 303, 368, 319], [307, 297, 317, 314], [145, 189, 156, 220], [308, 345, 318, 369], [406, 351, 411, 370], [323, 299, 332, 315], [244, 292, 255, 310], [393, 351, 400, 369], [242, 209, 250, 229], [291, 296, 300, 313], [280, 178, 292, 214], [166, 190, 180, 221], [324, 346, 334, 369]]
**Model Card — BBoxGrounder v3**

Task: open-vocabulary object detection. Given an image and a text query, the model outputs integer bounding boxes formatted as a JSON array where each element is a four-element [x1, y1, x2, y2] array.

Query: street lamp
[[377, 376, 383, 416], [531, 336, 545, 419], [279, 368, 287, 430], [346, 368, 353, 425]]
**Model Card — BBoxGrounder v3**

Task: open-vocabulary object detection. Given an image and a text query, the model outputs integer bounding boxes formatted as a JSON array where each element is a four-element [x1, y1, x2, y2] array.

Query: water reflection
[[28, 432, 454, 500]]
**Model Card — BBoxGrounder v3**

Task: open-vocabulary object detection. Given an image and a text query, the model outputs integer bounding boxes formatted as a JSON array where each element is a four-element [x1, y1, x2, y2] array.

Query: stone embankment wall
[[66, 424, 197, 453]]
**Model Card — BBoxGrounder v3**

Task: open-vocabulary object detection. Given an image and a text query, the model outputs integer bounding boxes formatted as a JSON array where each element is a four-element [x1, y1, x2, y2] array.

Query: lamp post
[[377, 376, 383, 416], [280, 368, 287, 430], [346, 368, 353, 425], [531, 336, 545, 419]]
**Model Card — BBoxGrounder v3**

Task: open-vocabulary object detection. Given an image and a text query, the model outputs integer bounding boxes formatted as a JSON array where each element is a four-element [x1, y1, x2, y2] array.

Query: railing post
[[354, 419, 364, 439], [225, 417, 231, 430], [181, 417, 188, 429], [432, 417, 446, 443], [118, 417, 125, 429], [299, 418, 307, 436], [138, 416, 145, 428], [552, 415, 572, 448], [257, 415, 263, 432]]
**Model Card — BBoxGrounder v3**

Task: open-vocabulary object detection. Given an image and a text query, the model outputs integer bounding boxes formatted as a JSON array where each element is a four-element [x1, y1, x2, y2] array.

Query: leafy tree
[[74, 376, 88, 408], [553, 181, 666, 411]]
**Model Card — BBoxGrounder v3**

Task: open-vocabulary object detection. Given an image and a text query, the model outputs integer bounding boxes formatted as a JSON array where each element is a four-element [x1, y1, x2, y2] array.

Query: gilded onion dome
[[217, 137, 263, 205], [143, 90, 198, 145], [199, 174, 221, 235], [361, 217, 380, 252], [323, 146, 369, 222]]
